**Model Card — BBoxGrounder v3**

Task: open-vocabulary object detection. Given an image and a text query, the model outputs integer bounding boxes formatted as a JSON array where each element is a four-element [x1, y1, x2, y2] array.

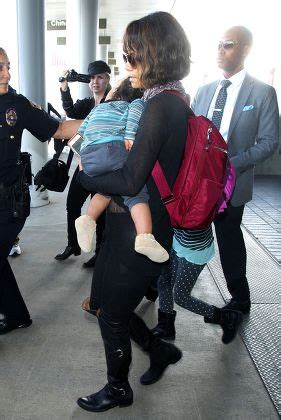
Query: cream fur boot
[[135, 234, 169, 263], [75, 215, 96, 253]]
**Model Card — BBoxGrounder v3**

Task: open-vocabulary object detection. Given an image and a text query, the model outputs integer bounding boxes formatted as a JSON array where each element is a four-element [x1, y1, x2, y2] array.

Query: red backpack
[[152, 91, 235, 230]]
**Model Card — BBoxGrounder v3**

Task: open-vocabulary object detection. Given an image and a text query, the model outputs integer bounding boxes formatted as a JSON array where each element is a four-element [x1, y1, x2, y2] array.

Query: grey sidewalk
[[0, 167, 279, 419]]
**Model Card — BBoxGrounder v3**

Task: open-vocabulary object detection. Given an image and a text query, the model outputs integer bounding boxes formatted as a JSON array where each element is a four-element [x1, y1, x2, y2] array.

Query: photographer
[[60, 61, 111, 119], [55, 61, 111, 268]]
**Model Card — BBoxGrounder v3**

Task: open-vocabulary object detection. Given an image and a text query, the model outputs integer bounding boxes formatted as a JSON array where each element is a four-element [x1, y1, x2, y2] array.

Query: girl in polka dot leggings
[[151, 226, 243, 344]]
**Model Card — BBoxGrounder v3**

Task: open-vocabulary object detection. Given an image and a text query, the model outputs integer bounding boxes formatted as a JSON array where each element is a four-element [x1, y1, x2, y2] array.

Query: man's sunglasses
[[122, 53, 137, 66], [218, 40, 239, 50]]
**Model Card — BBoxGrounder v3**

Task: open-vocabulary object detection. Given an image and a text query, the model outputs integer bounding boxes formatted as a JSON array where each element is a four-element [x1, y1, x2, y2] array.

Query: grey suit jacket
[[192, 73, 279, 206]]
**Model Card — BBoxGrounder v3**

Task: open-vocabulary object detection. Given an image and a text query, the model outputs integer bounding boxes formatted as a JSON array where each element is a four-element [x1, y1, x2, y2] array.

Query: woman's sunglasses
[[122, 53, 137, 66]]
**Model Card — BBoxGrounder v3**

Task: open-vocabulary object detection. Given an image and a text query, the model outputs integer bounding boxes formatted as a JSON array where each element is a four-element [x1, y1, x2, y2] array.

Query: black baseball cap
[[88, 60, 111, 76]]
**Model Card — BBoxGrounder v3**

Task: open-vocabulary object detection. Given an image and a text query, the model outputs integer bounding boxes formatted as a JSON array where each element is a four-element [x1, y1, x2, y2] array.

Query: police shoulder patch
[[29, 100, 42, 110]]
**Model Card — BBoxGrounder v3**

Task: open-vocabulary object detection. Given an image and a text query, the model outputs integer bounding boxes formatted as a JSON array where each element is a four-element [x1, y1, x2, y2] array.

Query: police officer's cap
[[88, 61, 111, 76]]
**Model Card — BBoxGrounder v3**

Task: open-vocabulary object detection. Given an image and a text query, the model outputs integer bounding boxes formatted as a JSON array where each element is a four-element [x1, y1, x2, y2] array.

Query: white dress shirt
[[207, 69, 246, 141]]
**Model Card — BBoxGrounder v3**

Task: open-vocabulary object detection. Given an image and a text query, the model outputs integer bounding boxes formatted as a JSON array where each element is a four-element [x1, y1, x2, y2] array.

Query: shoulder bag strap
[[151, 89, 189, 204], [53, 139, 74, 173], [152, 161, 175, 204]]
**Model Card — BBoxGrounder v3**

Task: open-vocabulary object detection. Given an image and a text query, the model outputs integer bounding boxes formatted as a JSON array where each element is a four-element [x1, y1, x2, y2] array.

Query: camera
[[59, 69, 90, 84]]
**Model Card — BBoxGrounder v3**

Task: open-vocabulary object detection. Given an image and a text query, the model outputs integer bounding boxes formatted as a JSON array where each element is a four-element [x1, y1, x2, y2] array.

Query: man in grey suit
[[192, 26, 279, 316]]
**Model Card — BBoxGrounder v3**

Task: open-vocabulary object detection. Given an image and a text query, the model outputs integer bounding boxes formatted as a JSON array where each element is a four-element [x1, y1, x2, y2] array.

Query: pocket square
[[243, 105, 254, 111]]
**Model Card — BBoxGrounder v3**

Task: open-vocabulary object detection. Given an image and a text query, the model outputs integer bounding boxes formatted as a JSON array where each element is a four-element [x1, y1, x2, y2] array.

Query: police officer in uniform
[[0, 48, 79, 334]]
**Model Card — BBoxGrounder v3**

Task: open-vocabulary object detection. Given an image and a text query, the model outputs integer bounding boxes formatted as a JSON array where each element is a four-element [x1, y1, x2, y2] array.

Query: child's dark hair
[[111, 77, 143, 102]]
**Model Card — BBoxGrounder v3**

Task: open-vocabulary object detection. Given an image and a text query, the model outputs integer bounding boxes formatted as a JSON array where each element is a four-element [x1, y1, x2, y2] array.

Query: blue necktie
[[212, 80, 232, 130]]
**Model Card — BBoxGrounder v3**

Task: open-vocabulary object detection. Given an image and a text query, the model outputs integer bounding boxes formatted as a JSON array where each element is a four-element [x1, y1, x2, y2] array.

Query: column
[[17, 0, 49, 207], [66, 0, 99, 99], [97, 44, 108, 62]]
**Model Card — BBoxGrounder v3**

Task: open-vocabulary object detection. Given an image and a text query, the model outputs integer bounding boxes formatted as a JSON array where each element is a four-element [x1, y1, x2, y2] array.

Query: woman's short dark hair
[[111, 77, 143, 102], [123, 11, 191, 89]]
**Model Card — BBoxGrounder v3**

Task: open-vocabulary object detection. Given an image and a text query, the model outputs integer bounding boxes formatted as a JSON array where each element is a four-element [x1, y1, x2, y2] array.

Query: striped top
[[173, 226, 214, 265], [78, 98, 144, 151]]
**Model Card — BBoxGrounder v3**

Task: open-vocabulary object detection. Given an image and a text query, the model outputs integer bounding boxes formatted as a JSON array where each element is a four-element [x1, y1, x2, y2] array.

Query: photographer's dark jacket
[[0, 88, 59, 186], [60, 87, 94, 119], [60, 87, 111, 120]]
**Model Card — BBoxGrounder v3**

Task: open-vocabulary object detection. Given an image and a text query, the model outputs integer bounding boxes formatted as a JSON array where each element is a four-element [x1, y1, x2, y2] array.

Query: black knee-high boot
[[129, 313, 182, 385], [77, 313, 133, 413]]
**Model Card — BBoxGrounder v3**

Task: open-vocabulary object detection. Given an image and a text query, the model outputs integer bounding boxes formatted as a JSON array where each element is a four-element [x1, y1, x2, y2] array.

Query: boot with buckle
[[77, 382, 133, 412], [78, 313, 134, 412]]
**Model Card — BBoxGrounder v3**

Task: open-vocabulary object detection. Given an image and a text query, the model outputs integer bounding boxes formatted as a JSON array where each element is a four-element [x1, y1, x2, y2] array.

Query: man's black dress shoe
[[223, 298, 251, 314], [82, 254, 97, 268], [220, 309, 243, 344], [54, 245, 81, 261], [0, 318, 32, 335], [77, 383, 133, 412]]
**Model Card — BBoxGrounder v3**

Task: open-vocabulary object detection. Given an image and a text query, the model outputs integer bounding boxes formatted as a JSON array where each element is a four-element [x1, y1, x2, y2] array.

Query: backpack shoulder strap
[[152, 161, 174, 204], [152, 89, 191, 204]]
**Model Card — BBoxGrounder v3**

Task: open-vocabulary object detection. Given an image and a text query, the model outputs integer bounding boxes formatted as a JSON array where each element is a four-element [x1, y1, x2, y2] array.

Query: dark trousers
[[214, 204, 250, 301], [0, 208, 29, 321], [92, 211, 162, 385], [66, 166, 105, 250]]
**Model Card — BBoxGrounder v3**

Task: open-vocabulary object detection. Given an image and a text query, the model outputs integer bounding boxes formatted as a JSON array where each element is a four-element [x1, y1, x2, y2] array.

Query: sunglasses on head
[[122, 53, 137, 66], [218, 40, 239, 50]]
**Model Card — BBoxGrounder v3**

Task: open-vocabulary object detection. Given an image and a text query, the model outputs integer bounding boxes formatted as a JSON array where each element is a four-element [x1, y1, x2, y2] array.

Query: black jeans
[[92, 209, 166, 385], [66, 166, 105, 250], [0, 208, 29, 321], [214, 204, 250, 301]]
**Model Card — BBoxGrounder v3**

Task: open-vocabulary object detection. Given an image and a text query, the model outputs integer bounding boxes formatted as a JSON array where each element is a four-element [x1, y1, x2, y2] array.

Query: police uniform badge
[[6, 108, 17, 126], [29, 100, 42, 110]]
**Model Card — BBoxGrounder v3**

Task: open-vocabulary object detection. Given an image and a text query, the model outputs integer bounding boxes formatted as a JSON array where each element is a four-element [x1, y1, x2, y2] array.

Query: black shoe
[[77, 383, 133, 413], [151, 309, 176, 340], [220, 309, 243, 344], [0, 318, 32, 335], [140, 339, 182, 385], [54, 245, 81, 261], [82, 254, 97, 268], [223, 298, 251, 315]]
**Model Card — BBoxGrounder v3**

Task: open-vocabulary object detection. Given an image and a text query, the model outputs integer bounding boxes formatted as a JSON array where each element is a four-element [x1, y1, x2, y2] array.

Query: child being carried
[[74, 78, 169, 263]]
